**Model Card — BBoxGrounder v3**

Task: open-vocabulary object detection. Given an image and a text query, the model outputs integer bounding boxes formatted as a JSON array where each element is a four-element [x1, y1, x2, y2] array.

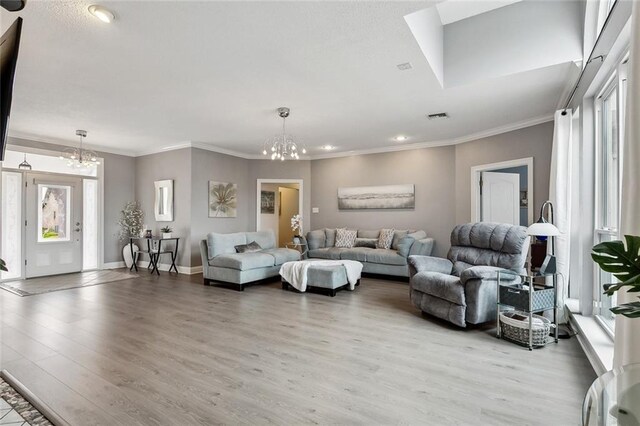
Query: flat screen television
[[0, 17, 23, 161]]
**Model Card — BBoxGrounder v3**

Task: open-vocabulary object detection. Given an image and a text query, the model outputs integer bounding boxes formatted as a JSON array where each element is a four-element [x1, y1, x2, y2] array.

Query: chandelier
[[262, 107, 306, 161], [59, 130, 100, 168]]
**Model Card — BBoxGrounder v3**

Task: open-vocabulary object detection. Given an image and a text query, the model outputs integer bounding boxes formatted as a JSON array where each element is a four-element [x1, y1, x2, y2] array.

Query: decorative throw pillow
[[354, 238, 377, 248], [235, 241, 262, 253], [335, 228, 357, 248], [377, 228, 395, 249]]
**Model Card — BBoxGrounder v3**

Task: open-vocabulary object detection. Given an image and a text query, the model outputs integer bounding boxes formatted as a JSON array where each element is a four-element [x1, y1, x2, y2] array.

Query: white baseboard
[[132, 260, 203, 275], [102, 260, 202, 275]]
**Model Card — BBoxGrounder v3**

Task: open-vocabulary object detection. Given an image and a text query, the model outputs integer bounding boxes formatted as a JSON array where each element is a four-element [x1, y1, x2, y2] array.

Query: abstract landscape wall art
[[337, 184, 415, 210], [209, 181, 237, 218]]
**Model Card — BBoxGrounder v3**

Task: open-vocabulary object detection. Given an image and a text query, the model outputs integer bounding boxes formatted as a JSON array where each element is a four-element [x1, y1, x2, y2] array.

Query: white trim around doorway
[[470, 157, 534, 225], [256, 179, 304, 234]]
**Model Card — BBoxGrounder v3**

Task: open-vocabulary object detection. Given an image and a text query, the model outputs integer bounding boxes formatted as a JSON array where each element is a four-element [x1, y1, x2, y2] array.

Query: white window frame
[[592, 55, 628, 333]]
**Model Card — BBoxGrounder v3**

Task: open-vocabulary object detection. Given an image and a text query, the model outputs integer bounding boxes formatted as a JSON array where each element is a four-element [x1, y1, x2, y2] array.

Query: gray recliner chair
[[408, 223, 529, 327]]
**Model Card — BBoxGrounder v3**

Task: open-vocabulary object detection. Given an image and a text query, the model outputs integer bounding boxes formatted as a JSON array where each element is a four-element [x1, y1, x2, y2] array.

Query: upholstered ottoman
[[280, 260, 362, 297]]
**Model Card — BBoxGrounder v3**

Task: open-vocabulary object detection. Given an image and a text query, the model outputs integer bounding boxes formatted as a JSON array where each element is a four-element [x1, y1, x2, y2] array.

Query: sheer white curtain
[[549, 110, 574, 322], [614, 0, 640, 368]]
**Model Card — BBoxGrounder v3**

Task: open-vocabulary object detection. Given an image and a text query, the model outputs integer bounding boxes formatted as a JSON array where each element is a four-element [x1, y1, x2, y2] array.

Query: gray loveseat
[[408, 223, 529, 327], [200, 230, 300, 290], [305, 228, 434, 278]]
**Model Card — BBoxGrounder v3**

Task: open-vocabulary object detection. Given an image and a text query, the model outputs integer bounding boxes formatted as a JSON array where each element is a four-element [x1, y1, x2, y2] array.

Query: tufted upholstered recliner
[[408, 222, 529, 327]]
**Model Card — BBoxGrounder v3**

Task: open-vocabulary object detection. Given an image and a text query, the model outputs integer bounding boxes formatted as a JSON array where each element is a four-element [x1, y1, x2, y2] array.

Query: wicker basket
[[500, 311, 553, 347]]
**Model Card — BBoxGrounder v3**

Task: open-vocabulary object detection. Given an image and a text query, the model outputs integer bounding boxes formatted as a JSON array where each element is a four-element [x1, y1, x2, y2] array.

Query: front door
[[481, 171, 520, 226], [25, 173, 83, 278]]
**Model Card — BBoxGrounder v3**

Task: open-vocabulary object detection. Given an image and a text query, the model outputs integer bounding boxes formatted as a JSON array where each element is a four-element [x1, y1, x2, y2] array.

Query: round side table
[[285, 242, 308, 257]]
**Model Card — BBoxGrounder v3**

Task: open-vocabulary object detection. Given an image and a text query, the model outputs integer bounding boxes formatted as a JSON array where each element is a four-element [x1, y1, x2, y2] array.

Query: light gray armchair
[[408, 223, 529, 327]]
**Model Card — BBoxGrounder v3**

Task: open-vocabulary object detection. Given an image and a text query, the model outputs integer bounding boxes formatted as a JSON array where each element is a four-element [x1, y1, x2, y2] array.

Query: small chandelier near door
[[17, 153, 32, 170], [59, 130, 100, 168], [262, 107, 306, 161]]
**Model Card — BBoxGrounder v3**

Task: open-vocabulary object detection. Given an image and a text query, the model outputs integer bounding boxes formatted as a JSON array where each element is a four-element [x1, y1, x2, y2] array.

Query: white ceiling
[[1, 1, 582, 158]]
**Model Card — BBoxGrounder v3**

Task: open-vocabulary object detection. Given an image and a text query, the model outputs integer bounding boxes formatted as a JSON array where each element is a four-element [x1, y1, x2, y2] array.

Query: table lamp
[[527, 200, 560, 275]]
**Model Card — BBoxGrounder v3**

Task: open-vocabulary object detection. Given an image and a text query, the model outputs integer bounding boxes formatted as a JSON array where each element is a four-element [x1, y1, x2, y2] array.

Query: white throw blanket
[[279, 260, 363, 292]]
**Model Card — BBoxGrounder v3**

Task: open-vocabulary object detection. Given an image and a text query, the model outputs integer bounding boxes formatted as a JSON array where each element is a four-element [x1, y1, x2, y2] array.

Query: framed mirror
[[154, 180, 173, 221]]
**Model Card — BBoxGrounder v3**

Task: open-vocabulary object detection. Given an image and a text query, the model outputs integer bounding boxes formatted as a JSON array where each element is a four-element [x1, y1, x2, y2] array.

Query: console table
[[129, 236, 179, 275]]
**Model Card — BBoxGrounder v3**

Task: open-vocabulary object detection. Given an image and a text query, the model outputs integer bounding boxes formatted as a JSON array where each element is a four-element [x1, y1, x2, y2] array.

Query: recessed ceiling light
[[396, 62, 412, 71], [394, 135, 408, 142], [321, 145, 334, 151], [88, 5, 115, 23], [427, 112, 449, 120]]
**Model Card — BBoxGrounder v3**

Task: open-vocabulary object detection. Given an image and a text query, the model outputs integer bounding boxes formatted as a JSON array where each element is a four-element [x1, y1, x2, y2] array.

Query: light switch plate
[[312, 207, 319, 213]]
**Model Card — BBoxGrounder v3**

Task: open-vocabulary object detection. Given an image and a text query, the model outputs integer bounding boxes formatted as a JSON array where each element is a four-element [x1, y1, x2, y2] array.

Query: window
[[1, 171, 22, 280], [593, 58, 627, 332]]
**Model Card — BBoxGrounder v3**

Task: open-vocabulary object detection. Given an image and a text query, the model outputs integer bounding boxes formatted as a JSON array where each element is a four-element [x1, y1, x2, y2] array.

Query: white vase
[[123, 243, 139, 269], [162, 232, 172, 239]]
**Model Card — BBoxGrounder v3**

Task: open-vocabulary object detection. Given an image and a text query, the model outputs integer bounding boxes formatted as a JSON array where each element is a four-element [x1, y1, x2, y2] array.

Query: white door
[[25, 173, 83, 277], [481, 172, 520, 225]]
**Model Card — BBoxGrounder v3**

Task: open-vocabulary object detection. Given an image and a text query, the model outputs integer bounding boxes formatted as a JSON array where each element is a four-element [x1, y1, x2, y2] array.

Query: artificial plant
[[118, 202, 144, 241], [592, 235, 640, 318]]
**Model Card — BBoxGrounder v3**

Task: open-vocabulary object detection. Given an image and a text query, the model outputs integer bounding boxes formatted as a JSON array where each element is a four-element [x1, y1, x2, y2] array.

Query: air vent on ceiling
[[427, 112, 449, 120], [396, 62, 412, 71]]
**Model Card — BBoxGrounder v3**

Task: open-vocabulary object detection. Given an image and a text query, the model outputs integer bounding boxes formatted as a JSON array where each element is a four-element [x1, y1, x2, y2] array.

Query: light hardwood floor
[[0, 272, 594, 425]]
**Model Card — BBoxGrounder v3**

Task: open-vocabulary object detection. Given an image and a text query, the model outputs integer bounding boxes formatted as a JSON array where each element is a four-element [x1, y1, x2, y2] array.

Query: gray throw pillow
[[235, 241, 262, 253], [325, 228, 337, 247], [396, 236, 415, 257], [354, 238, 377, 248], [391, 230, 409, 250]]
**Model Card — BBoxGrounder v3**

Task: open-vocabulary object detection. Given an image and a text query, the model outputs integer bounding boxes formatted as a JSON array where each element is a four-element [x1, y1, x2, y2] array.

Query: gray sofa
[[200, 230, 300, 290], [408, 223, 529, 327], [305, 228, 434, 278]]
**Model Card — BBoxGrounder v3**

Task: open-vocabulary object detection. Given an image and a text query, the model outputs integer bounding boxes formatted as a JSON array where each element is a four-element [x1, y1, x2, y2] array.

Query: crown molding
[[308, 114, 555, 160], [7, 132, 135, 157], [8, 114, 554, 161]]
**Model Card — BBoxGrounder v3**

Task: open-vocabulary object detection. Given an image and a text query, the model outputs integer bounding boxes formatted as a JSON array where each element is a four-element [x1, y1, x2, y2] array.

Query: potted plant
[[118, 202, 144, 268], [160, 226, 173, 239], [0, 258, 7, 272], [291, 214, 303, 244], [592, 235, 640, 318]]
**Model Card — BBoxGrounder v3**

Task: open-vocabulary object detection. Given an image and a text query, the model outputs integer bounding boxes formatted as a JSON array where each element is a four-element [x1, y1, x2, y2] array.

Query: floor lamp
[[527, 200, 571, 339]]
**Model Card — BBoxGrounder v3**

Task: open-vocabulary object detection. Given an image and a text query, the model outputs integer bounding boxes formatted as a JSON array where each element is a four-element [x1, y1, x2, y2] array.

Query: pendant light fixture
[[17, 153, 31, 170], [59, 130, 101, 168], [262, 107, 306, 161]]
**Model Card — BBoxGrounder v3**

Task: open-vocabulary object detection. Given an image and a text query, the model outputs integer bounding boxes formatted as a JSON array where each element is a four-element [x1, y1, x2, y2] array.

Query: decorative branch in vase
[[592, 235, 640, 318], [291, 214, 303, 244], [118, 201, 144, 269]]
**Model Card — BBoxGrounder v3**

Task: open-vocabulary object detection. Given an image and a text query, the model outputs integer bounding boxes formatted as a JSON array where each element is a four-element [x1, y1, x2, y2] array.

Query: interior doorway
[[256, 179, 303, 247], [471, 158, 533, 226]]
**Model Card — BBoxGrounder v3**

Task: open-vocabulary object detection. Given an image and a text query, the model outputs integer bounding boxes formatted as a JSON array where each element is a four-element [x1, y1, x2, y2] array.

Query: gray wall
[[190, 148, 252, 266], [455, 121, 553, 225], [5, 137, 136, 264], [4, 121, 552, 269], [310, 147, 457, 258], [135, 148, 192, 267]]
